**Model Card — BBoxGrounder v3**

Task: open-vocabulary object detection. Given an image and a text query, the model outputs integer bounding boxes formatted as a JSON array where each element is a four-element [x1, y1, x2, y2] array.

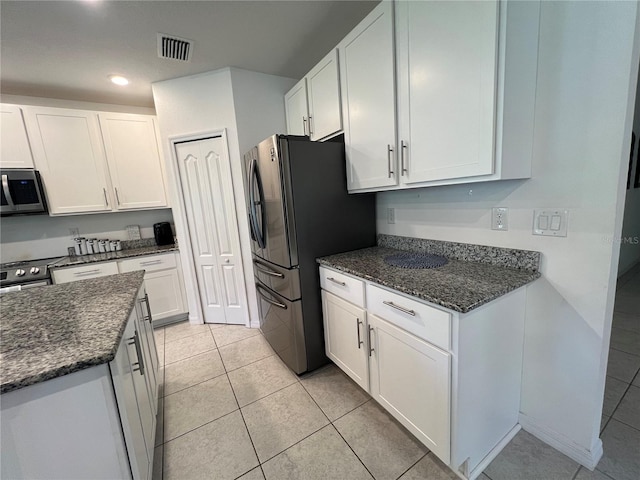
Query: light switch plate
[[533, 209, 568, 237]]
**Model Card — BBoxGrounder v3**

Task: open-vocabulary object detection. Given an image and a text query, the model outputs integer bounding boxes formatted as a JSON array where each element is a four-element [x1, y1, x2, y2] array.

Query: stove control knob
[[30, 267, 41, 275], [15, 269, 26, 277]]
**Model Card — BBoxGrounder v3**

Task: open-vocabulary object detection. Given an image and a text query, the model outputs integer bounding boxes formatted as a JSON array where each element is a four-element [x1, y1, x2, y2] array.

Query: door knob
[[225, 259, 230, 263]]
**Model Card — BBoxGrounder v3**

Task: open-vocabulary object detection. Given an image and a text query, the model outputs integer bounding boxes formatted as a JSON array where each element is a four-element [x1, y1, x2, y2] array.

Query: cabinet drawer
[[52, 261, 119, 284], [118, 253, 176, 273], [366, 284, 451, 351], [319, 266, 365, 308]]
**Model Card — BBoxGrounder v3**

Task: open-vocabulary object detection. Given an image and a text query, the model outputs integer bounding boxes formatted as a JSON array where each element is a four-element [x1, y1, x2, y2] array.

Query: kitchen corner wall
[[618, 67, 640, 275], [378, 1, 639, 467], [152, 67, 297, 326], [0, 209, 174, 261]]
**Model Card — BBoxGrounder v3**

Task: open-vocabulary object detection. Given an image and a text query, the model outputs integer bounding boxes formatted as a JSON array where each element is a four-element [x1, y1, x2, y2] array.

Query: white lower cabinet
[[320, 265, 526, 480], [118, 252, 187, 324], [51, 261, 119, 283], [1, 285, 158, 480], [52, 252, 188, 324]]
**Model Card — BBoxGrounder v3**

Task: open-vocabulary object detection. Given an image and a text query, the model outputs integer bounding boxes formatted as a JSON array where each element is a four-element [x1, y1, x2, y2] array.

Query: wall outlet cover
[[491, 207, 509, 231], [387, 207, 395, 224]]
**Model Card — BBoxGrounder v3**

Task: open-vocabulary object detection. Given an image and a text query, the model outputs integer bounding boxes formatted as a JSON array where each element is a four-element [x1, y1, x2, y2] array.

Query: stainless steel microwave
[[1, 169, 48, 216]]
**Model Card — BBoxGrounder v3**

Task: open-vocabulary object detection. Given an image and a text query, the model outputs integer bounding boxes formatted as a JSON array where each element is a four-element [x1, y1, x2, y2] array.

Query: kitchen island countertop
[[0, 271, 145, 394], [318, 245, 541, 314]]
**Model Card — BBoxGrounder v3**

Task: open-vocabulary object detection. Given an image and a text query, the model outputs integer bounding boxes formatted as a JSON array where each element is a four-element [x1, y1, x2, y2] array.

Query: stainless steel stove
[[0, 257, 63, 292]]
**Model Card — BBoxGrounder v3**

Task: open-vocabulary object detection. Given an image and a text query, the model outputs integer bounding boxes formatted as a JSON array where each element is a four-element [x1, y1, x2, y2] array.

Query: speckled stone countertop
[[52, 244, 178, 268], [0, 271, 145, 394], [318, 245, 541, 314]]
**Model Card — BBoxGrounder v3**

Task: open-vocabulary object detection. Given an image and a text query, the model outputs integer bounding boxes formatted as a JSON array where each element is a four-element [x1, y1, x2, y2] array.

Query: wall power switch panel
[[491, 207, 509, 231], [533, 209, 568, 237]]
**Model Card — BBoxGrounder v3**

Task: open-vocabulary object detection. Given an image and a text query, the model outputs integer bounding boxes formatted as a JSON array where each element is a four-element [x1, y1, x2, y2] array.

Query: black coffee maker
[[153, 222, 174, 246]]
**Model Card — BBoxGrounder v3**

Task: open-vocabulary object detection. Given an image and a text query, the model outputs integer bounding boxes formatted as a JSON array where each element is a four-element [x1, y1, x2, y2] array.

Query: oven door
[[1, 169, 48, 216], [0, 279, 50, 295]]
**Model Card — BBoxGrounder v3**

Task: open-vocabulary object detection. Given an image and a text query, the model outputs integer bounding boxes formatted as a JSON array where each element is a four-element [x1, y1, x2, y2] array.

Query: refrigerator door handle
[[256, 284, 288, 309], [249, 158, 267, 249]]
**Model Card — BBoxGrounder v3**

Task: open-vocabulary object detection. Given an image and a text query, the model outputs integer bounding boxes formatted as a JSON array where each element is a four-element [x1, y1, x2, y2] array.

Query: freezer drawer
[[253, 256, 301, 301], [255, 280, 306, 374]]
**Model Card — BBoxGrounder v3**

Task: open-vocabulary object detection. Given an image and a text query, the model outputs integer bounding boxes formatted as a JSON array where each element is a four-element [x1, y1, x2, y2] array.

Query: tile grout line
[[161, 407, 242, 446], [393, 452, 428, 480]]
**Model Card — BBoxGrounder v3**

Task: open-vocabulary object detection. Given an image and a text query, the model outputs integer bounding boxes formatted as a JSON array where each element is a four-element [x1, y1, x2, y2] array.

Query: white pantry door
[[175, 137, 247, 325]]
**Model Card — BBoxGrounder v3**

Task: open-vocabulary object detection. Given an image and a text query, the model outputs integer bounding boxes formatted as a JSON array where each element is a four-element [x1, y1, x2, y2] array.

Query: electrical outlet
[[491, 207, 509, 231], [69, 228, 80, 238], [387, 208, 395, 224]]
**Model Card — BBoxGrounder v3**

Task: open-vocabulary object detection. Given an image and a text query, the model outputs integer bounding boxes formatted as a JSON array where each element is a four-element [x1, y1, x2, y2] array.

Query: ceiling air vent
[[157, 34, 193, 62]]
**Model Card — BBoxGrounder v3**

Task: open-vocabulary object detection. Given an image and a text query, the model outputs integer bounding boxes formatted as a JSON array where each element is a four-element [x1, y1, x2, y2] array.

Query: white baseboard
[[464, 424, 521, 480], [152, 313, 189, 328], [519, 413, 603, 469]]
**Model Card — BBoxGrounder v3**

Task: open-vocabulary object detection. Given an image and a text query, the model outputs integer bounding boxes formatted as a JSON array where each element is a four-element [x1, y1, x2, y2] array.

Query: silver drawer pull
[[140, 259, 162, 266], [383, 300, 416, 316], [74, 269, 101, 276], [327, 277, 346, 287], [254, 262, 285, 278]]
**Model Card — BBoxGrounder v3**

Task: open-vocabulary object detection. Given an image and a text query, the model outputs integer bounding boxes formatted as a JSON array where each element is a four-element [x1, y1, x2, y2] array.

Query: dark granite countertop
[[51, 244, 178, 268], [0, 271, 145, 394], [318, 246, 541, 314]]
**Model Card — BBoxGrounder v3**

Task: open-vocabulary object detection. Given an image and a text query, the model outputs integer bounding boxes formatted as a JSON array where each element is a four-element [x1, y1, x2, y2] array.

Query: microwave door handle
[[2, 175, 16, 210]]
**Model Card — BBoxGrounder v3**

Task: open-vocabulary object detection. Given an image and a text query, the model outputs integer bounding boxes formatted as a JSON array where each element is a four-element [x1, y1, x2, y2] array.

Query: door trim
[[166, 129, 250, 326]]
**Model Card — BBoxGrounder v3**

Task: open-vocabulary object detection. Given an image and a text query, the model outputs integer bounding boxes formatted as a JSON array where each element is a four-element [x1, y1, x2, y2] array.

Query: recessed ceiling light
[[109, 75, 129, 86]]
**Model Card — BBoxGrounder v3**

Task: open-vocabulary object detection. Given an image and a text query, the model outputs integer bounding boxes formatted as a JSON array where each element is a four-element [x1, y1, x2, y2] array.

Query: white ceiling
[[0, 0, 379, 108]]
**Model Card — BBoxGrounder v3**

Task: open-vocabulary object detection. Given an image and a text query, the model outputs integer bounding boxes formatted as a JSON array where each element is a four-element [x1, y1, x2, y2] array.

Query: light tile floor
[[151, 265, 640, 480]]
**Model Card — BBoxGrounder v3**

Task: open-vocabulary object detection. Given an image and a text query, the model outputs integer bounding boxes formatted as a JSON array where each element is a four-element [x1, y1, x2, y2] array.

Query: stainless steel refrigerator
[[244, 134, 376, 374]]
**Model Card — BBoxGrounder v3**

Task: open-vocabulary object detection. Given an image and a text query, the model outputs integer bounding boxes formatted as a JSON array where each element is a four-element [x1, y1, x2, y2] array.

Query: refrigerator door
[[251, 135, 297, 269], [255, 280, 306, 373]]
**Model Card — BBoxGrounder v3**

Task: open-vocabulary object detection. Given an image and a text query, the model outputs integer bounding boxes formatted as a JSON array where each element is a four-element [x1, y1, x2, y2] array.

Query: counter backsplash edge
[[377, 234, 541, 272]]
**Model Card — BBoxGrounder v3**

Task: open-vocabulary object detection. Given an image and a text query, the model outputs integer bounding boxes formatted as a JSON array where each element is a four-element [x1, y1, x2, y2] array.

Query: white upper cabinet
[[0, 104, 34, 169], [306, 49, 342, 140], [24, 107, 113, 214], [343, 0, 540, 193], [396, 0, 499, 183], [284, 49, 342, 141], [339, 1, 397, 191], [99, 113, 167, 210], [284, 79, 309, 136], [23, 105, 168, 215]]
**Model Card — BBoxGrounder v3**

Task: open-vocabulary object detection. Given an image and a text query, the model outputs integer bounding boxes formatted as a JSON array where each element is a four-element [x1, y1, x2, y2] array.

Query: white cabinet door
[[51, 261, 119, 284], [99, 113, 167, 210], [368, 313, 451, 464], [284, 79, 309, 136], [143, 268, 187, 321], [0, 104, 34, 168], [23, 107, 113, 214], [396, 0, 499, 183], [322, 291, 369, 390], [110, 310, 152, 480], [340, 1, 397, 191], [306, 49, 342, 140], [175, 136, 248, 325]]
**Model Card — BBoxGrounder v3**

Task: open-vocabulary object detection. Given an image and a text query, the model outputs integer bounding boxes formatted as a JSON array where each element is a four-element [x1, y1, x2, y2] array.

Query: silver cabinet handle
[[254, 261, 284, 278], [383, 300, 416, 316], [139, 259, 162, 266], [308, 115, 313, 136], [2, 175, 15, 210], [74, 269, 101, 276], [103, 188, 109, 207], [368, 326, 375, 357], [401, 140, 408, 176], [357, 318, 363, 349], [303, 117, 308, 136], [326, 277, 346, 287], [128, 331, 145, 375], [256, 284, 287, 309], [387, 144, 394, 178], [138, 293, 153, 323], [114, 188, 121, 206]]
